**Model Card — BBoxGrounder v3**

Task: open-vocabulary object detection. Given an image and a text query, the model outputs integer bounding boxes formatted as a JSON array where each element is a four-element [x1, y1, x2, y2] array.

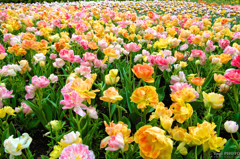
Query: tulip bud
[[177, 142, 188, 155], [39, 61, 45, 67], [188, 57, 193, 61], [219, 84, 230, 93], [109, 69, 118, 77], [0, 83, 6, 87], [160, 116, 173, 131], [195, 60, 200, 65], [224, 121, 239, 133], [147, 44, 152, 49], [48, 120, 64, 131], [15, 107, 22, 113], [48, 74, 58, 83], [180, 62, 188, 67]]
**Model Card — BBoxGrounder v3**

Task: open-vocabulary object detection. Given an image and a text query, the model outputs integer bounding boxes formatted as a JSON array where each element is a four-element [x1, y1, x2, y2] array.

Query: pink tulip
[[60, 91, 87, 117], [219, 39, 230, 49], [224, 46, 239, 58], [3, 33, 12, 43], [0, 86, 14, 108], [48, 74, 58, 83], [71, 34, 82, 43], [205, 40, 216, 53], [50, 54, 57, 60], [170, 71, 187, 84], [190, 49, 206, 65], [124, 42, 141, 52], [82, 52, 97, 62], [53, 58, 65, 68], [224, 69, 240, 84], [75, 66, 91, 78], [231, 54, 240, 68], [60, 143, 95, 159], [0, 44, 5, 53], [59, 49, 75, 63], [79, 40, 89, 50], [32, 76, 49, 88], [74, 55, 82, 63], [25, 84, 37, 100], [98, 40, 108, 49], [61, 82, 74, 95], [233, 32, 240, 41], [87, 106, 98, 119], [180, 44, 188, 51], [105, 133, 125, 151]]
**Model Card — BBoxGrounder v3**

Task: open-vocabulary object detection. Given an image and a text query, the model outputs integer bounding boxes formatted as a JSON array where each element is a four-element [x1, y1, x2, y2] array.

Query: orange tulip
[[191, 77, 205, 86], [174, 51, 184, 61], [88, 42, 98, 50], [100, 87, 123, 103], [132, 63, 154, 83], [214, 74, 226, 84], [21, 40, 38, 51], [130, 86, 159, 111], [134, 125, 173, 159]]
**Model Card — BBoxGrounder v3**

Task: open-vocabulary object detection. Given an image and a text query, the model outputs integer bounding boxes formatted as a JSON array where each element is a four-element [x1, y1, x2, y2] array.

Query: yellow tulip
[[3, 106, 15, 116], [0, 108, 6, 118], [202, 92, 224, 109]]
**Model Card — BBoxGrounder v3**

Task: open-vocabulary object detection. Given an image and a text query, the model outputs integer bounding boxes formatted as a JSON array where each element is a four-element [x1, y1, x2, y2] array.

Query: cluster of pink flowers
[[81, 52, 106, 71], [0, 64, 21, 77], [148, 53, 176, 71]]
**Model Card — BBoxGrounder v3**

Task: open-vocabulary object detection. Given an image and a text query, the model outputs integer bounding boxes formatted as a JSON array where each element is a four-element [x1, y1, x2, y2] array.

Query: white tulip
[[224, 121, 239, 133], [4, 133, 32, 159]]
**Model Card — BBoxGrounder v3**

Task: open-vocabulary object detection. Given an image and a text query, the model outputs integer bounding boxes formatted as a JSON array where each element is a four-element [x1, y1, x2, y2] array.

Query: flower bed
[[0, 1, 240, 159]]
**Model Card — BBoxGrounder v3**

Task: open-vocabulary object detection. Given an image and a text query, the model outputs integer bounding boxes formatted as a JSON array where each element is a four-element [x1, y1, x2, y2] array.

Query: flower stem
[[231, 133, 240, 148], [129, 53, 132, 83], [195, 146, 198, 159], [76, 114, 81, 133], [121, 150, 125, 159], [117, 103, 121, 121], [108, 102, 111, 121], [233, 85, 239, 111]]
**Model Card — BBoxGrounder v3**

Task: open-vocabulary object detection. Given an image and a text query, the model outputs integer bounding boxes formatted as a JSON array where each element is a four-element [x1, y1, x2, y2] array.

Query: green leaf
[[102, 113, 110, 123], [2, 129, 9, 144], [9, 122, 16, 137], [172, 152, 183, 159], [121, 116, 131, 129], [126, 89, 134, 113], [23, 101, 48, 126], [116, 106, 128, 113], [190, 101, 204, 111], [214, 115, 222, 136], [110, 103, 117, 117], [43, 104, 53, 122], [157, 86, 165, 102], [232, 113, 240, 126], [219, 139, 238, 159], [47, 99, 58, 109], [27, 119, 40, 129]]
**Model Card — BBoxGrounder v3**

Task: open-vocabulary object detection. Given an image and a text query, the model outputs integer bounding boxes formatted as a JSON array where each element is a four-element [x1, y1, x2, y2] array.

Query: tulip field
[[1, 0, 240, 159]]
